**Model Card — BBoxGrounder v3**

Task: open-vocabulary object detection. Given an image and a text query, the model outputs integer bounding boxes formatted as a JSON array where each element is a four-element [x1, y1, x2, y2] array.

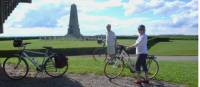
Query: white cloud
[[0, 27, 67, 37], [153, 0, 185, 14], [68, 0, 123, 13], [1, 0, 198, 37], [58, 11, 150, 35], [122, 0, 197, 15], [123, 0, 145, 16]]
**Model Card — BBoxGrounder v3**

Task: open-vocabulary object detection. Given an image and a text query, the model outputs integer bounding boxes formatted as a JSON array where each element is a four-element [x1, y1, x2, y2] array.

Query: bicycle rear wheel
[[104, 57, 124, 79], [45, 56, 68, 78], [146, 59, 159, 79], [3, 56, 29, 80]]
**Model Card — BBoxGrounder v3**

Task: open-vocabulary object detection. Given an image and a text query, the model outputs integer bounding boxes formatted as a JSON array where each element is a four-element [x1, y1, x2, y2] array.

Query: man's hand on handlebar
[[127, 45, 135, 50]]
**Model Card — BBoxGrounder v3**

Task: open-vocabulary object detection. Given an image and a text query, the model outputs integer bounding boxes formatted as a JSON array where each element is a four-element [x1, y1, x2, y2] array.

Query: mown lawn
[[149, 40, 198, 56], [0, 40, 100, 50], [0, 39, 198, 56], [0, 39, 135, 50], [1, 56, 196, 87]]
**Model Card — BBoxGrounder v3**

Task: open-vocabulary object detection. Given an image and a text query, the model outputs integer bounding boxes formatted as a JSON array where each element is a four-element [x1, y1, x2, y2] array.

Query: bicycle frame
[[20, 49, 55, 69], [118, 49, 135, 71]]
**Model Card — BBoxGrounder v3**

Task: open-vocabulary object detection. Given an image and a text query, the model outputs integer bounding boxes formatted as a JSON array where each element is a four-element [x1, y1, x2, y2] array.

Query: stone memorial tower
[[67, 4, 82, 38]]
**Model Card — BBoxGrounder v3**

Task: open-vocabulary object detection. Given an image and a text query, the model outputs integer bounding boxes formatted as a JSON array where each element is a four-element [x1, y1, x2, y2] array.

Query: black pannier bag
[[54, 54, 68, 68], [13, 40, 23, 47]]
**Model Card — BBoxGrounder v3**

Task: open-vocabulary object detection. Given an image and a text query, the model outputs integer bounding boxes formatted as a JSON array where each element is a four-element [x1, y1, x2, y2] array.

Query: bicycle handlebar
[[116, 44, 128, 51], [23, 43, 31, 46]]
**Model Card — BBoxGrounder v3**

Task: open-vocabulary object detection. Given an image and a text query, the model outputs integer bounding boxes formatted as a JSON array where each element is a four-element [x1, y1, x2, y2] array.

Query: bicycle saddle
[[117, 45, 126, 51], [147, 55, 156, 59], [43, 46, 53, 49]]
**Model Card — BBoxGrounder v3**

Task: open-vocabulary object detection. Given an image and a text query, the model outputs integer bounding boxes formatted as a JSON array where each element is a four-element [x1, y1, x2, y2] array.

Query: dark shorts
[[135, 54, 148, 73]]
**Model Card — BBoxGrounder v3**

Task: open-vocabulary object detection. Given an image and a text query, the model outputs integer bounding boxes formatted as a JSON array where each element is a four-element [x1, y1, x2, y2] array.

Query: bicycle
[[3, 40, 68, 80], [92, 39, 108, 61], [104, 45, 159, 79]]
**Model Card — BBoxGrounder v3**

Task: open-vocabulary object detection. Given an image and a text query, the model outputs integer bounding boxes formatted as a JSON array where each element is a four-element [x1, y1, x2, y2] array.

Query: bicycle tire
[[92, 48, 107, 61], [44, 56, 68, 78], [146, 59, 159, 79], [104, 57, 124, 79], [3, 56, 29, 80]]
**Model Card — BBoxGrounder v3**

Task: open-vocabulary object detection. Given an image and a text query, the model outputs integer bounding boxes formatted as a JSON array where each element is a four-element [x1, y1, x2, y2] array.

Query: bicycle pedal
[[36, 67, 42, 72]]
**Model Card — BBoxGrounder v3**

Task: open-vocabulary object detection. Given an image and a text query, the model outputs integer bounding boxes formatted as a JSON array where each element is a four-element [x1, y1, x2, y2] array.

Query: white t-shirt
[[135, 34, 148, 54], [106, 31, 116, 54], [106, 31, 116, 46]]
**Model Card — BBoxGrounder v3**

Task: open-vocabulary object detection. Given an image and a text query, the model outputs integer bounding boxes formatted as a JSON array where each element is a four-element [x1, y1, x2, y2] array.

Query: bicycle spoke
[[3, 57, 29, 80], [45, 57, 68, 77], [104, 58, 124, 79], [146, 59, 159, 79]]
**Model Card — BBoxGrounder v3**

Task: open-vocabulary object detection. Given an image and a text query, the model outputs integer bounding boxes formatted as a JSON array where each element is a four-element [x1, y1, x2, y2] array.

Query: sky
[[0, 0, 198, 37]]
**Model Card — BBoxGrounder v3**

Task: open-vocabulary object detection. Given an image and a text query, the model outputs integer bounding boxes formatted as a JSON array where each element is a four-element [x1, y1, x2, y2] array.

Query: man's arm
[[129, 35, 144, 48], [113, 32, 117, 47]]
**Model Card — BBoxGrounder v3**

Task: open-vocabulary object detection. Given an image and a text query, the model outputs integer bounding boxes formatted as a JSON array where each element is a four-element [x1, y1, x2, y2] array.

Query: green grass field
[[0, 39, 198, 56], [0, 40, 100, 50], [0, 56, 197, 87], [149, 40, 198, 56], [0, 39, 135, 50]]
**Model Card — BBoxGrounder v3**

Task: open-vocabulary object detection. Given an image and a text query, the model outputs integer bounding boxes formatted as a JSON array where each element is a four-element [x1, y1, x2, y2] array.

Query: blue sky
[[0, 0, 198, 36]]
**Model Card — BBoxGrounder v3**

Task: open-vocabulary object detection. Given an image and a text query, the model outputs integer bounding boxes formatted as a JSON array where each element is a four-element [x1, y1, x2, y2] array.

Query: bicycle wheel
[[146, 59, 159, 79], [3, 56, 29, 80], [44, 56, 68, 78], [92, 48, 107, 61], [104, 57, 124, 79]]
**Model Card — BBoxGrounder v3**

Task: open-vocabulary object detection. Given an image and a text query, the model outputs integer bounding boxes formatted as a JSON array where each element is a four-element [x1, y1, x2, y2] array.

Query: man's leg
[[107, 54, 115, 64], [135, 55, 142, 81], [107, 45, 115, 59], [141, 54, 148, 80]]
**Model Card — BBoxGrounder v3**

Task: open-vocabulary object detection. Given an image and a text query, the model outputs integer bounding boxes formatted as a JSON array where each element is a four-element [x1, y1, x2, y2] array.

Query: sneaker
[[134, 80, 142, 84], [142, 80, 149, 84]]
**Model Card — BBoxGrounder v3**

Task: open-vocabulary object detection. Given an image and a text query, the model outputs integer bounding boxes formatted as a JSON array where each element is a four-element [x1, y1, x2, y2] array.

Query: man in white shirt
[[128, 24, 148, 84], [106, 24, 116, 58]]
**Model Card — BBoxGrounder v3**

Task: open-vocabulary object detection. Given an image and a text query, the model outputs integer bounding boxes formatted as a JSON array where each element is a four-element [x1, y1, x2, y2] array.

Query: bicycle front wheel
[[3, 56, 29, 80], [92, 48, 107, 61], [44, 57, 68, 78], [104, 57, 124, 79], [146, 59, 159, 79]]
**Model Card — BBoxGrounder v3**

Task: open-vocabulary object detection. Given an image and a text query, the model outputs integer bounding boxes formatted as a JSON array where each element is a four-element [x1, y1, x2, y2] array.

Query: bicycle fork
[[14, 58, 22, 69]]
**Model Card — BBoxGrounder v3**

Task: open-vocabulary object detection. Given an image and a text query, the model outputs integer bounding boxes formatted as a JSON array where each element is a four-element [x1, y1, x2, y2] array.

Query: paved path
[[156, 56, 198, 61], [0, 73, 185, 87]]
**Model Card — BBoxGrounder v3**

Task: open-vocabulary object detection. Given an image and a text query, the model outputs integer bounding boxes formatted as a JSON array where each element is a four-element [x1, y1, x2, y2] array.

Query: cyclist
[[128, 24, 149, 84], [106, 24, 116, 60]]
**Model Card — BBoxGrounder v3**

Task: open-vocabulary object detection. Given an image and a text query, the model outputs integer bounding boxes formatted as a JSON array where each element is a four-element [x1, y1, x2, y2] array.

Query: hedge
[[0, 47, 136, 57], [0, 37, 169, 57], [147, 37, 170, 49]]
